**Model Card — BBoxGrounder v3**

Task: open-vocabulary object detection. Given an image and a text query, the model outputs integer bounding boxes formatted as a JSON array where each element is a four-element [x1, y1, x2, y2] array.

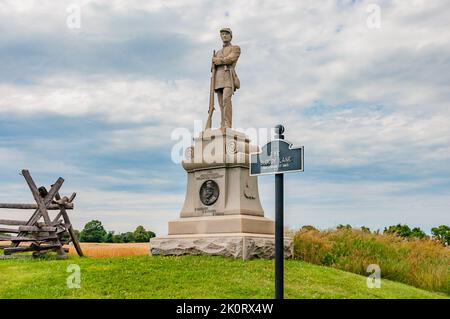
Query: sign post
[[250, 124, 304, 299], [275, 168, 284, 299]]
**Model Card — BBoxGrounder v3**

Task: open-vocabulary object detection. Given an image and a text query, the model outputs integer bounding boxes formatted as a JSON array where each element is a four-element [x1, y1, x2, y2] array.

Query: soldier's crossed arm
[[218, 46, 241, 65]]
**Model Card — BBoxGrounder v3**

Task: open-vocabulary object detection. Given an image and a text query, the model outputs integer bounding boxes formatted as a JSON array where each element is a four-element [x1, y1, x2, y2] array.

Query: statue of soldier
[[212, 28, 241, 129]]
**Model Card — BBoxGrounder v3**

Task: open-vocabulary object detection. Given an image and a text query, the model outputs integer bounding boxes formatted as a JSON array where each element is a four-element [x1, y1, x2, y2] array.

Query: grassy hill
[[293, 228, 449, 294], [0, 255, 447, 299]]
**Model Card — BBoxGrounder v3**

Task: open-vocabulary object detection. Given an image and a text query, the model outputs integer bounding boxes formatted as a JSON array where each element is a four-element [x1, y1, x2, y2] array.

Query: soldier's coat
[[214, 44, 241, 91]]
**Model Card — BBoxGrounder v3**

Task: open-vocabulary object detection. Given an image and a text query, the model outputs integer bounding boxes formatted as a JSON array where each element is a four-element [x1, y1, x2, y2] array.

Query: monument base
[[150, 233, 293, 260], [169, 215, 275, 235]]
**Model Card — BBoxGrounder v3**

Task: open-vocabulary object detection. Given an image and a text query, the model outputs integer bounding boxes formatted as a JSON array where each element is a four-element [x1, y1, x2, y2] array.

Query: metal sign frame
[[249, 139, 304, 176]]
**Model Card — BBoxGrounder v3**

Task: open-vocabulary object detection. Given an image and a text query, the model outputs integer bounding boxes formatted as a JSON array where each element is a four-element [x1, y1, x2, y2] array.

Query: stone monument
[[150, 28, 293, 259]]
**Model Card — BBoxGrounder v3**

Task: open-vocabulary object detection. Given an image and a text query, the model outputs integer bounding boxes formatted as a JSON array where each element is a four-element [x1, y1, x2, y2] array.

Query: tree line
[[327, 223, 449, 246], [74, 220, 156, 243]]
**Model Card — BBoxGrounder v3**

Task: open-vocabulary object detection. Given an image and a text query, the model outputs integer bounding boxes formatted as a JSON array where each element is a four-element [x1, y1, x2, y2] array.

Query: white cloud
[[0, 76, 205, 123]]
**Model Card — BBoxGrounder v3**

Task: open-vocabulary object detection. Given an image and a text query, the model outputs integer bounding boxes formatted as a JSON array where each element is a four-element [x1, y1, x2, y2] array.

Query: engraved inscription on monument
[[196, 172, 224, 181]]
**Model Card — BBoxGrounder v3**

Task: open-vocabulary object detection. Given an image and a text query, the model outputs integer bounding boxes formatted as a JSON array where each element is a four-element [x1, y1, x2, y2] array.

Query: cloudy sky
[[0, 0, 449, 235]]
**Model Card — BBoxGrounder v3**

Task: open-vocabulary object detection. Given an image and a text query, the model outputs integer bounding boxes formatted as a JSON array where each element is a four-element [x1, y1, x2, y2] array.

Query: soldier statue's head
[[220, 28, 232, 43]]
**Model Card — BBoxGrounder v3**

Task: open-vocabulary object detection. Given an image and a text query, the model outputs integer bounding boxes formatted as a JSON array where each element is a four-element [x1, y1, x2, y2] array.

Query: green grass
[[0, 255, 447, 299]]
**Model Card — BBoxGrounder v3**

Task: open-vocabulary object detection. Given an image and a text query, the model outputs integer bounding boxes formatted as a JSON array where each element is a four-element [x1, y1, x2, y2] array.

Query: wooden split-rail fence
[[0, 170, 83, 259]]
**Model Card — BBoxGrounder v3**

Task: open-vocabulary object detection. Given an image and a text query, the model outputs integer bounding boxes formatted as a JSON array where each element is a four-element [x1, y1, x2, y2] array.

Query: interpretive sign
[[249, 125, 304, 299], [250, 136, 303, 176]]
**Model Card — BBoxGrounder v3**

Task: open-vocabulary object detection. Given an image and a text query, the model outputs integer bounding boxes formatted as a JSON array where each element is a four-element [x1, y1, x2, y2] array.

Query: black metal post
[[274, 124, 285, 299], [275, 172, 284, 299]]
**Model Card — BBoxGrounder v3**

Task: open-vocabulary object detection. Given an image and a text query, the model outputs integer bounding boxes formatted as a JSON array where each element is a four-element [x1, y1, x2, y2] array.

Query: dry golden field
[[68, 243, 149, 258], [1, 242, 149, 258]]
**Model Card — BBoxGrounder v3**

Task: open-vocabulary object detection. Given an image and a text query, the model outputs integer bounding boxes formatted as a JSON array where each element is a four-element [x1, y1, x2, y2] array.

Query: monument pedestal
[[150, 128, 293, 259], [168, 215, 275, 235]]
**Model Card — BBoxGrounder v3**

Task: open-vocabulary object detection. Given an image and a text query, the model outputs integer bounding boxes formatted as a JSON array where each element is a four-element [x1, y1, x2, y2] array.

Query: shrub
[[293, 227, 450, 294]]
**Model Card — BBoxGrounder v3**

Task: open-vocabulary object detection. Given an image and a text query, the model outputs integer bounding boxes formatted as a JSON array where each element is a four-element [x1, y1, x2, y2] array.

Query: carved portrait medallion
[[199, 180, 219, 206]]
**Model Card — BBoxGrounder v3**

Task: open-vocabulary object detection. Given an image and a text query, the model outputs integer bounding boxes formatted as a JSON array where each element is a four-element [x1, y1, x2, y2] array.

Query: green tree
[[103, 231, 114, 243], [72, 229, 80, 240], [79, 220, 107, 243], [384, 224, 412, 237], [410, 227, 428, 239], [431, 225, 450, 246], [121, 232, 135, 243], [384, 224, 428, 239], [361, 226, 371, 233], [112, 234, 123, 243], [132, 226, 156, 242], [301, 225, 318, 231], [337, 224, 352, 230], [61, 229, 80, 243], [134, 226, 150, 242]]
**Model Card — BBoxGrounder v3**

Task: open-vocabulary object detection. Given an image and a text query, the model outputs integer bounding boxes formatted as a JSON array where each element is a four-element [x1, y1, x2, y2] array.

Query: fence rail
[[0, 169, 83, 259]]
